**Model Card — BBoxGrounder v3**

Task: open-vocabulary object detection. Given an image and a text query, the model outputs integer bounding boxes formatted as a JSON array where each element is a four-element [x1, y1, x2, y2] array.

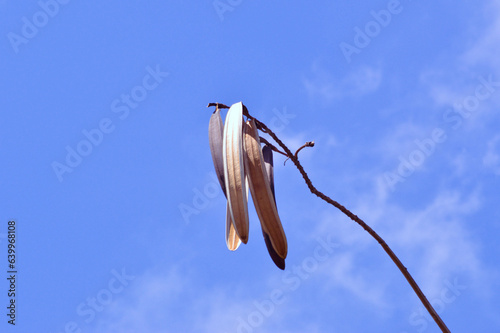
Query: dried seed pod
[[209, 107, 241, 250], [243, 119, 287, 260], [261, 145, 285, 269], [223, 102, 249, 243]]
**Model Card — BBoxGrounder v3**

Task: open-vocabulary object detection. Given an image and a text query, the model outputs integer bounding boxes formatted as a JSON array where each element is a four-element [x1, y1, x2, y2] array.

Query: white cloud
[[374, 121, 430, 162], [306, 169, 489, 311], [320, 251, 388, 306], [483, 134, 500, 175], [88, 264, 303, 333], [422, 2, 500, 118], [450, 150, 468, 177], [89, 266, 188, 333], [343, 66, 382, 95], [420, 70, 469, 109], [303, 62, 382, 104], [461, 1, 500, 72], [390, 190, 483, 294]]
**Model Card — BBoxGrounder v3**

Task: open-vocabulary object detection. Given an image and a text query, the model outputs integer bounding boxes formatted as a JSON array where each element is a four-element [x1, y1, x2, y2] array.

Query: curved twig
[[284, 141, 315, 165], [294, 141, 315, 158]]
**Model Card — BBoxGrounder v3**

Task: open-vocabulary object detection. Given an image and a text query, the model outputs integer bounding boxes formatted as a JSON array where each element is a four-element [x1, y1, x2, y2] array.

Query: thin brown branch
[[259, 137, 288, 157], [207, 102, 230, 109], [242, 107, 450, 333], [294, 141, 315, 159], [283, 141, 315, 166]]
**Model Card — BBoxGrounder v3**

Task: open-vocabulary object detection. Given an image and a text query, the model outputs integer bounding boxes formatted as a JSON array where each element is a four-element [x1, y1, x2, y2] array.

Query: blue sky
[[1, 0, 500, 332]]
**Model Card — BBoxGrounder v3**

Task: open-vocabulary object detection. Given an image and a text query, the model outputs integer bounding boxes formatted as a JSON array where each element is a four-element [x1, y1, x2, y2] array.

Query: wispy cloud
[[88, 235, 341, 333], [304, 62, 382, 105], [421, 2, 500, 119], [90, 266, 187, 333], [307, 169, 490, 310], [461, 1, 500, 72], [483, 134, 500, 175], [390, 190, 483, 293]]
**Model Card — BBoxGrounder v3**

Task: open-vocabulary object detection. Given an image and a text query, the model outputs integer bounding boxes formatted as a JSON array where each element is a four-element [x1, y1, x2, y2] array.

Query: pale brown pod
[[208, 108, 242, 250], [223, 102, 249, 243], [243, 119, 287, 259], [262, 145, 285, 269], [225, 203, 241, 251]]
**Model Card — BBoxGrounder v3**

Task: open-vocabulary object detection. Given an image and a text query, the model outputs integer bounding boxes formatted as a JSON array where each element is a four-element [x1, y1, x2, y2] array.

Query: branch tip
[[207, 103, 230, 110]]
